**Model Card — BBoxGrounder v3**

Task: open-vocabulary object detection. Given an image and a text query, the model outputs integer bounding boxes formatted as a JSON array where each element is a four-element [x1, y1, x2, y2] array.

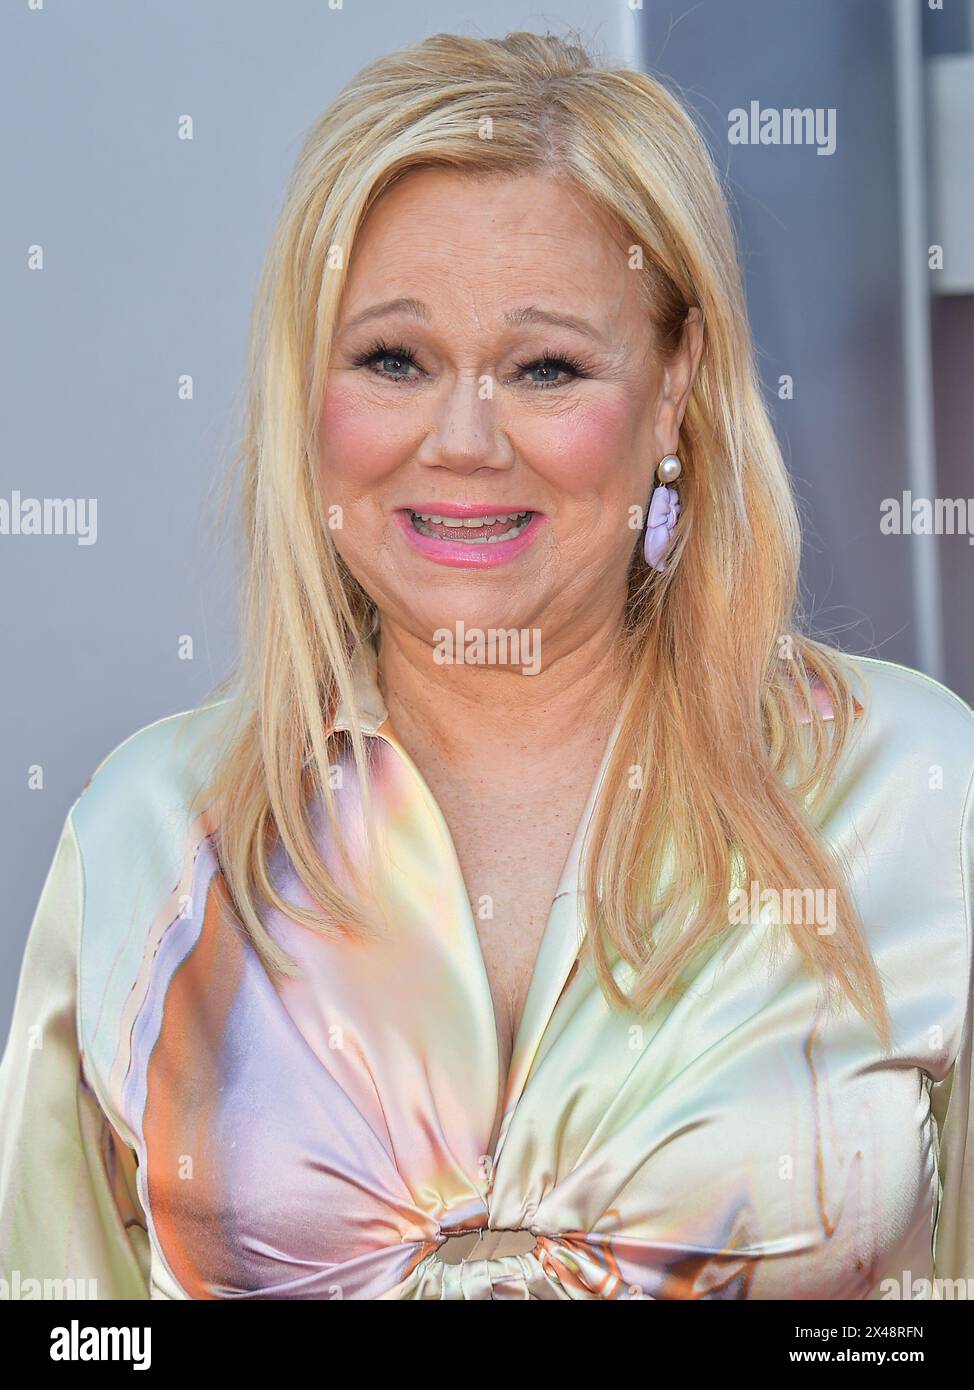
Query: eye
[[512, 351, 590, 389], [348, 341, 592, 389], [351, 340, 421, 382]]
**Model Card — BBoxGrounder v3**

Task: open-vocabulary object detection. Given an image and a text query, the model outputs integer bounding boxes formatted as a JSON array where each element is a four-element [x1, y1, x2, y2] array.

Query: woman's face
[[317, 168, 698, 661]]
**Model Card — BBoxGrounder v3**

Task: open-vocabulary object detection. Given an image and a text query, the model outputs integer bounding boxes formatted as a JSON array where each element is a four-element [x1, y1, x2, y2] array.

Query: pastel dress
[[0, 650, 972, 1300]]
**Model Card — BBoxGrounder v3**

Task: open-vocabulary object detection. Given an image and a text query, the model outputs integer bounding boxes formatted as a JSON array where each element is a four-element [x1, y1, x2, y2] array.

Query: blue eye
[[349, 341, 591, 388], [513, 353, 589, 388], [351, 342, 419, 380]]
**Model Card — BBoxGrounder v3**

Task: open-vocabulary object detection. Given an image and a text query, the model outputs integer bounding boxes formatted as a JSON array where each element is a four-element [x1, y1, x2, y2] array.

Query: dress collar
[[313, 637, 622, 1173], [325, 641, 388, 736], [312, 638, 854, 1172]]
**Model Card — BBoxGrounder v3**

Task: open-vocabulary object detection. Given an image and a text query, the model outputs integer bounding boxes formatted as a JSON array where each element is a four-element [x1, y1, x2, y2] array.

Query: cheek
[[527, 399, 640, 495], [318, 383, 408, 487]]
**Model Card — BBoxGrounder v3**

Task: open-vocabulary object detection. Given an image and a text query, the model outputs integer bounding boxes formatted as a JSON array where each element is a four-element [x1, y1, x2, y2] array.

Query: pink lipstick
[[393, 504, 545, 569]]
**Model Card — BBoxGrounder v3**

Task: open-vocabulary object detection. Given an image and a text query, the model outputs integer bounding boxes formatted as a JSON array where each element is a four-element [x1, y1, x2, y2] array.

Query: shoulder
[[839, 654, 974, 783], [65, 698, 236, 1069], [56, 698, 235, 1135], [68, 697, 234, 881], [822, 655, 974, 951], [830, 657, 974, 1064], [73, 697, 233, 816]]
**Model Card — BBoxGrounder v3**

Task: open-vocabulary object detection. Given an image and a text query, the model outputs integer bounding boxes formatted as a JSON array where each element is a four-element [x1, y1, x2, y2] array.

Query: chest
[[116, 800, 954, 1300], [431, 779, 593, 1074], [455, 819, 569, 1056]]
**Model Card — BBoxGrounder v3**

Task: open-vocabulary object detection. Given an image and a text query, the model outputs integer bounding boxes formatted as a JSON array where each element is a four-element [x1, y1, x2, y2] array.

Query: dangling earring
[[643, 454, 682, 572]]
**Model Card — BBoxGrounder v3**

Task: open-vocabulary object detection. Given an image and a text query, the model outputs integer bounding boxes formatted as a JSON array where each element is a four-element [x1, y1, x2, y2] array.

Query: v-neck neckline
[[373, 710, 622, 1169], [324, 640, 624, 1171]]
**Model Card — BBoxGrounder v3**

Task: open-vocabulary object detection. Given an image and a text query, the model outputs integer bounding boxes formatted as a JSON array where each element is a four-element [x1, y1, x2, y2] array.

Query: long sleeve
[[0, 810, 150, 1299], [930, 765, 974, 1290]]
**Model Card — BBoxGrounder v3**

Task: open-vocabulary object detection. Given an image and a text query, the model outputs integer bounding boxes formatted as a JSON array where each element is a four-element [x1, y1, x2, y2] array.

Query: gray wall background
[[2, 0, 971, 1035]]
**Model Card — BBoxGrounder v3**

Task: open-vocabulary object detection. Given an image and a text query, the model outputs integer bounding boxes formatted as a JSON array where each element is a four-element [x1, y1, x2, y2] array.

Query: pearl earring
[[643, 454, 682, 572]]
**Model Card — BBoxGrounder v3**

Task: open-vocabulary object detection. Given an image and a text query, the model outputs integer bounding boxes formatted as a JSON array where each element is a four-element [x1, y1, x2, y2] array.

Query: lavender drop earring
[[643, 454, 682, 572]]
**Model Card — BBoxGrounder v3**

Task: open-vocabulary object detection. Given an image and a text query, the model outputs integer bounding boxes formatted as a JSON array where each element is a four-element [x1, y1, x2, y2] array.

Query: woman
[[1, 30, 972, 1302]]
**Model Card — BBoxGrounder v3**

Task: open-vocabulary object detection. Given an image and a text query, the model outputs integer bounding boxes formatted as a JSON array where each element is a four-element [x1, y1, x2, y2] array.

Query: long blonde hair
[[193, 29, 891, 1047]]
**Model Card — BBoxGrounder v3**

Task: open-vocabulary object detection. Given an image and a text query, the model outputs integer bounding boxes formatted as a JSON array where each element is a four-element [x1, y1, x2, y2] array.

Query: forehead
[[340, 168, 637, 325]]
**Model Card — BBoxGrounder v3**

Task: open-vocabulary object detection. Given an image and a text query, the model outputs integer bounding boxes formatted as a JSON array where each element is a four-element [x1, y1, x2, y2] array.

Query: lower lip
[[393, 510, 546, 568]]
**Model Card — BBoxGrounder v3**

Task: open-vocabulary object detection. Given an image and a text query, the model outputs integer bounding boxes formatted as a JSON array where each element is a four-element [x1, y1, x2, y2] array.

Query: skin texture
[[317, 169, 703, 1148]]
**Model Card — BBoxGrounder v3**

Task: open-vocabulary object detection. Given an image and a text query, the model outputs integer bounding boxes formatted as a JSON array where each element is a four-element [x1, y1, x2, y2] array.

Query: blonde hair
[[194, 29, 891, 1047]]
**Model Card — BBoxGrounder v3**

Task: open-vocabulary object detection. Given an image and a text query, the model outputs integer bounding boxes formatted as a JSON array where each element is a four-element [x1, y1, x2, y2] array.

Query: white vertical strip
[[614, 0, 642, 65], [894, 0, 945, 678]]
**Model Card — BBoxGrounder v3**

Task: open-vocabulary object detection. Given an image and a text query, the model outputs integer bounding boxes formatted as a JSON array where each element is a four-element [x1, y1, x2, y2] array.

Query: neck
[[374, 614, 630, 777]]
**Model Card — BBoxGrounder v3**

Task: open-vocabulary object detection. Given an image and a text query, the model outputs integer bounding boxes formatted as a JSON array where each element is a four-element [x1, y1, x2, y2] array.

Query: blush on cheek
[[527, 400, 636, 492], [318, 384, 406, 485]]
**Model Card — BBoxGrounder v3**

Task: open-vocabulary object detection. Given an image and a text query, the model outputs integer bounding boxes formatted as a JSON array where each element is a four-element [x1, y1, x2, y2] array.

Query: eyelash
[[349, 339, 591, 389]]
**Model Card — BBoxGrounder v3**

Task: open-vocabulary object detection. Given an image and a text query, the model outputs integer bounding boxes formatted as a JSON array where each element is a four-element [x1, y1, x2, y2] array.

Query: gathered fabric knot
[[406, 1229, 650, 1300], [421, 1227, 543, 1299]]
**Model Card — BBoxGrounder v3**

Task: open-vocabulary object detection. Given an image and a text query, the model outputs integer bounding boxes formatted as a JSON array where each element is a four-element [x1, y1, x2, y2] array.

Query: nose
[[415, 374, 515, 474]]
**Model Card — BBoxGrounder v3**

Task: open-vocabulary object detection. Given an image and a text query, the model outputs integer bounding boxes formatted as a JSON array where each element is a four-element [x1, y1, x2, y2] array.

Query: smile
[[393, 507, 546, 569], [410, 510, 534, 543]]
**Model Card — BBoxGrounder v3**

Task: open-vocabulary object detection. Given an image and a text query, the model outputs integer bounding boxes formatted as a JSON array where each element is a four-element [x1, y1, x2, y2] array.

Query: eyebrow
[[340, 297, 607, 344], [503, 304, 607, 344], [342, 297, 429, 332]]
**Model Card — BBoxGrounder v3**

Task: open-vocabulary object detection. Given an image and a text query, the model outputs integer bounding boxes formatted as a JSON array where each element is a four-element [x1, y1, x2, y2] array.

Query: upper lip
[[399, 503, 537, 517]]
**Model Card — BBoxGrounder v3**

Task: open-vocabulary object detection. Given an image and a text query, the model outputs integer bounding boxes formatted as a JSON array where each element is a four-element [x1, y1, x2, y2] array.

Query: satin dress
[[0, 649, 972, 1300]]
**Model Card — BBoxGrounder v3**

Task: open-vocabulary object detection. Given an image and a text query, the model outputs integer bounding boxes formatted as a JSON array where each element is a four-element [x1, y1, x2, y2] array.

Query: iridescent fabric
[[1, 651, 972, 1300]]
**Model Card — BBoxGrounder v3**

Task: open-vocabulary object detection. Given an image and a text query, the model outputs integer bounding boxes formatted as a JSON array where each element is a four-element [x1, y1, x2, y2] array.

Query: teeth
[[409, 510, 534, 543], [413, 511, 529, 526]]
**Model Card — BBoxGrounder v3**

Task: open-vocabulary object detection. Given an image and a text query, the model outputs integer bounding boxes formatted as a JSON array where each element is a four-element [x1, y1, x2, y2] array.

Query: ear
[[655, 307, 704, 453]]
